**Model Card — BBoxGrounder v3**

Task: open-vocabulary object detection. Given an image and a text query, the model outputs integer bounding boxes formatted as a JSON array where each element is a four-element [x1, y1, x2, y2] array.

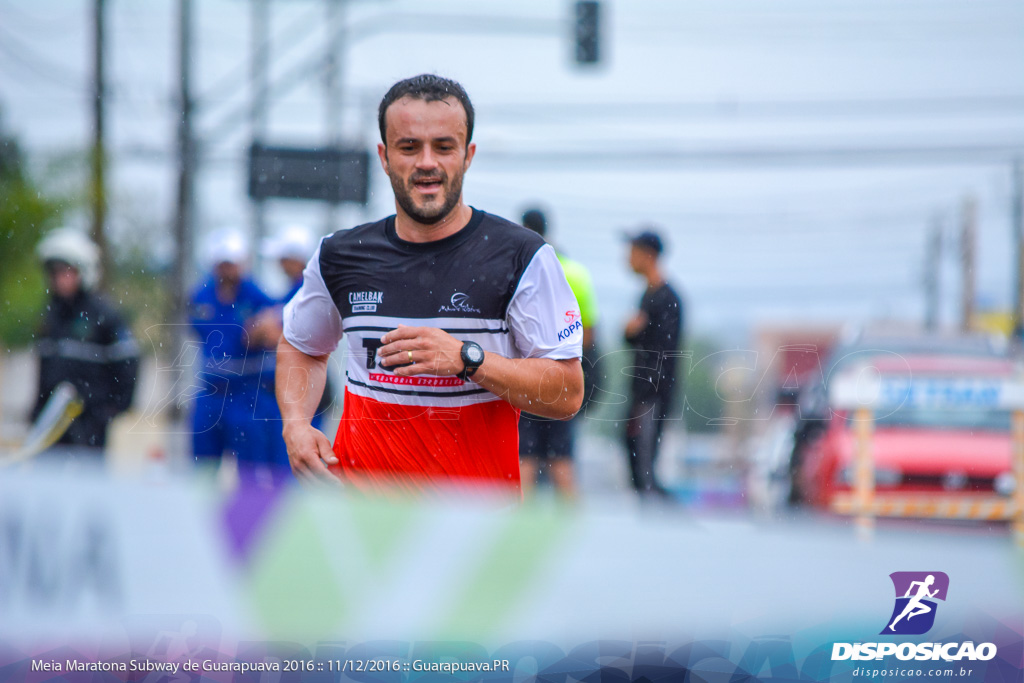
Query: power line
[[471, 95, 1024, 123], [0, 24, 85, 90], [194, 3, 325, 114], [475, 142, 1024, 169], [0, 4, 81, 35], [198, 10, 563, 146]]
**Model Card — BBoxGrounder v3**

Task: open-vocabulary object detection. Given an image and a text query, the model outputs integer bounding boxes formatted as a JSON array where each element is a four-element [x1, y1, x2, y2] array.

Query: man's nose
[[416, 147, 438, 170]]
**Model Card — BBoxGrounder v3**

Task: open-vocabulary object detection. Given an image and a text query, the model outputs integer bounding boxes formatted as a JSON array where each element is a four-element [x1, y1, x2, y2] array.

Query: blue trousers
[[191, 375, 290, 474]]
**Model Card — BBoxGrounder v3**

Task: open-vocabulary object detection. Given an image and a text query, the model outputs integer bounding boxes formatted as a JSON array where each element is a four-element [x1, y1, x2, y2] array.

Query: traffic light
[[574, 1, 600, 65]]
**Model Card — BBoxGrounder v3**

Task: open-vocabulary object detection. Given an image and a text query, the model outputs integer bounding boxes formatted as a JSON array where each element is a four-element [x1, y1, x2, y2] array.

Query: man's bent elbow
[[556, 395, 583, 421], [551, 365, 584, 420]]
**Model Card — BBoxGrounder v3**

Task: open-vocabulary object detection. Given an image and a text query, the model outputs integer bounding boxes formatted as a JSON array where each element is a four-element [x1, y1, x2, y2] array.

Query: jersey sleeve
[[506, 244, 584, 360], [282, 243, 344, 356]]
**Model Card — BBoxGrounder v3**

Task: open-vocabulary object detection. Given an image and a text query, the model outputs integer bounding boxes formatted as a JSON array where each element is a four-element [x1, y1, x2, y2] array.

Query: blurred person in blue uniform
[[189, 228, 288, 482], [33, 228, 139, 459], [261, 223, 333, 431], [623, 227, 683, 499]]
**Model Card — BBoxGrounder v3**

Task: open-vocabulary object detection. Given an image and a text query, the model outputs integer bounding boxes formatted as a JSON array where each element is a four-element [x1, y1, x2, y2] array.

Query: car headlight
[[994, 472, 1017, 496]]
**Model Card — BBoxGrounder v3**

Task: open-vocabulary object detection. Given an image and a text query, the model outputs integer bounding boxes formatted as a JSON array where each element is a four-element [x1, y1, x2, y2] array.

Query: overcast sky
[[2, 0, 1023, 344]]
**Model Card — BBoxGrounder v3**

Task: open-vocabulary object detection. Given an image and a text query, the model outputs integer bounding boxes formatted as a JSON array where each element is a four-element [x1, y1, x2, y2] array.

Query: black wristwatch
[[457, 341, 485, 380]]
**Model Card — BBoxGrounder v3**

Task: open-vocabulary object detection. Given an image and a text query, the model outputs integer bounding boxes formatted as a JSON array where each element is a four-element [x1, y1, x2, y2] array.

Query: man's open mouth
[[412, 177, 443, 192]]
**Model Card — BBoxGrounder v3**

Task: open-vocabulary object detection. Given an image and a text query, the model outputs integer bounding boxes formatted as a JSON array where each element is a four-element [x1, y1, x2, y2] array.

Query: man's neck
[[394, 202, 473, 243], [216, 279, 240, 303], [645, 267, 665, 290]]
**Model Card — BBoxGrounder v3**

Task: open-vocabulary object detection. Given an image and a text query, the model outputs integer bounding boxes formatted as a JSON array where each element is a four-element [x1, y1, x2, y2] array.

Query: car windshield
[[873, 406, 1011, 432]]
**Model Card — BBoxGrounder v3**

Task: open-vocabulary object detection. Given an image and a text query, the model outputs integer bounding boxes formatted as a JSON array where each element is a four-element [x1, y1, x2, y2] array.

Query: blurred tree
[[0, 126, 64, 348], [107, 237, 173, 358], [680, 338, 726, 433], [584, 336, 727, 435]]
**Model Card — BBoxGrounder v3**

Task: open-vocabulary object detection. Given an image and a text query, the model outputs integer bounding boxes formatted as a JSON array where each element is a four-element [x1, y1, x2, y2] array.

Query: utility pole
[[960, 196, 977, 333], [91, 0, 109, 287], [170, 0, 195, 421], [1013, 160, 1024, 338], [250, 0, 270, 273], [924, 214, 942, 331], [325, 0, 346, 235]]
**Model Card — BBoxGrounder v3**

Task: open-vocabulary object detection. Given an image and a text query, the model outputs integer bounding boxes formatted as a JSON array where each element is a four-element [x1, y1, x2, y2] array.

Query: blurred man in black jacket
[[33, 228, 139, 456]]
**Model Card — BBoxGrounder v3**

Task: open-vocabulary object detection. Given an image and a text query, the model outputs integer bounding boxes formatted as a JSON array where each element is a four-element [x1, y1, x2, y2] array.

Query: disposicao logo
[[831, 571, 997, 663], [882, 571, 948, 635]]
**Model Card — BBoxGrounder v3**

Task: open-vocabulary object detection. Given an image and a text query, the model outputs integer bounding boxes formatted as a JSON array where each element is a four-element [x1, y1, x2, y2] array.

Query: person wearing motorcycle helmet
[[33, 227, 139, 457]]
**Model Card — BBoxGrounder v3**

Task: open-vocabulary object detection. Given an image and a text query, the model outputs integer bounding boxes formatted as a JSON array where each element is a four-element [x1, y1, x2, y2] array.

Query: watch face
[[467, 344, 484, 363]]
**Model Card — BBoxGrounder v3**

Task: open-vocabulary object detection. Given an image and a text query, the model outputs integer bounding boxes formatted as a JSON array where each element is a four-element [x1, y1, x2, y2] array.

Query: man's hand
[[377, 324, 466, 377], [282, 421, 339, 485], [247, 307, 285, 348], [376, 324, 582, 419], [625, 311, 649, 340]]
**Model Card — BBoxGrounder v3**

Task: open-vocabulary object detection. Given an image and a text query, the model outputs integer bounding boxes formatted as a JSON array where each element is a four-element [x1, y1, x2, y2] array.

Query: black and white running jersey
[[283, 208, 583, 493]]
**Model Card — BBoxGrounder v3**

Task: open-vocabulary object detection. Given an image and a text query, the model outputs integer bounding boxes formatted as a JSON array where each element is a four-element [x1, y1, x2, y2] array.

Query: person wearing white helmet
[[258, 223, 334, 430], [262, 223, 319, 300], [33, 227, 139, 456], [189, 227, 288, 482]]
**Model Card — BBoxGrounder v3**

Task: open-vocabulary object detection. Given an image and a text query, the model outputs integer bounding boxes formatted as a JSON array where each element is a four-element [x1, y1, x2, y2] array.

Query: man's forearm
[[375, 326, 583, 419], [276, 337, 329, 424], [473, 355, 583, 420]]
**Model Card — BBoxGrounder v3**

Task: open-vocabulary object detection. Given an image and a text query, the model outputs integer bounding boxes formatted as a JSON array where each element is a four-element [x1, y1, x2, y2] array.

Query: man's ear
[[377, 142, 389, 175], [463, 141, 476, 171]]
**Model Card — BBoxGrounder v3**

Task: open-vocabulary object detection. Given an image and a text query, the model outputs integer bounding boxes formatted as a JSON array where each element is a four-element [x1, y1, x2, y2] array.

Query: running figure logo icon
[[881, 571, 949, 635]]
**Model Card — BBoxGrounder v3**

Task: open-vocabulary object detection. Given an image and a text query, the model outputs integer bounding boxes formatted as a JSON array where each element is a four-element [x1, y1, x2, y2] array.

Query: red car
[[795, 354, 1019, 512]]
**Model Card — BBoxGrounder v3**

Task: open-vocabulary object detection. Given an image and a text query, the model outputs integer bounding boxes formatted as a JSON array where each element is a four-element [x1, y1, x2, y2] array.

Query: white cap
[[37, 227, 101, 290], [203, 227, 249, 268], [262, 223, 318, 262]]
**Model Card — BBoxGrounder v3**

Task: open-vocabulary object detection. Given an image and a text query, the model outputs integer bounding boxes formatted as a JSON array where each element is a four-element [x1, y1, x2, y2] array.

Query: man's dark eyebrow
[[393, 136, 460, 145]]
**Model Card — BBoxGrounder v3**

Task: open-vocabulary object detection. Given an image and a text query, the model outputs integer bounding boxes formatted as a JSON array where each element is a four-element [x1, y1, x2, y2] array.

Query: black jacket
[[33, 289, 139, 448]]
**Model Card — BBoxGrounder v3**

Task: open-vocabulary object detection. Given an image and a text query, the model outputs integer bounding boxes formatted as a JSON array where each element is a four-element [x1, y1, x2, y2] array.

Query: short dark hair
[[626, 228, 665, 256], [521, 208, 547, 237], [378, 74, 475, 145]]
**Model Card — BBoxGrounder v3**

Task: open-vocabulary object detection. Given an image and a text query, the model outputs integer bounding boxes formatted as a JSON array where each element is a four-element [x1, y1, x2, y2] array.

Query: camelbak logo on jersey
[[882, 571, 949, 635], [438, 292, 481, 314], [558, 319, 582, 341], [349, 291, 383, 313]]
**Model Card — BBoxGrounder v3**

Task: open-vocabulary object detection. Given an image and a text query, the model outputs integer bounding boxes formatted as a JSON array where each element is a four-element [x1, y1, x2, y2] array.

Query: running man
[[276, 74, 584, 496], [888, 574, 938, 631]]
